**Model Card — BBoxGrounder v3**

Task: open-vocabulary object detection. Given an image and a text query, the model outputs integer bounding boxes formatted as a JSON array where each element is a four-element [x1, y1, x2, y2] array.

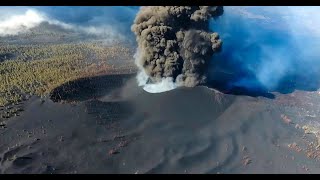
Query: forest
[[0, 42, 135, 107]]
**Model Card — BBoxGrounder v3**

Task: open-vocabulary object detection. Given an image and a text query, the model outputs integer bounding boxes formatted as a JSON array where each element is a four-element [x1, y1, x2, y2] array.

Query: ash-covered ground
[[1, 73, 320, 174]]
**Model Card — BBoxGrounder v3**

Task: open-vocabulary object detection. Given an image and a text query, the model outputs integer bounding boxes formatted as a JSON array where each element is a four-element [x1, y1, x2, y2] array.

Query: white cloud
[[0, 9, 46, 36], [0, 8, 127, 42]]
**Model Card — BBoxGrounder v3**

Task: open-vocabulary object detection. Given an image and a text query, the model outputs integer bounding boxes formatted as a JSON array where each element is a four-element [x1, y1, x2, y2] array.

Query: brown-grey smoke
[[131, 6, 223, 87]]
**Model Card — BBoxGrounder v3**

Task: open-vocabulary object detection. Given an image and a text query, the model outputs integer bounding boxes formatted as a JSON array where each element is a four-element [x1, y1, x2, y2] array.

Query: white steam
[[0, 9, 46, 36], [137, 71, 178, 93], [0, 8, 126, 41], [134, 50, 180, 93]]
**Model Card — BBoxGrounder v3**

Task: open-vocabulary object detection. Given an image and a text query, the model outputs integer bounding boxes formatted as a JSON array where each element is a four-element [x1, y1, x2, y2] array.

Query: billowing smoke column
[[132, 6, 223, 93]]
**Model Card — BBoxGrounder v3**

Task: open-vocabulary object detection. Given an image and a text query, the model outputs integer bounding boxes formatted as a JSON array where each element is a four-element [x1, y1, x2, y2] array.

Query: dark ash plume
[[132, 6, 223, 88]]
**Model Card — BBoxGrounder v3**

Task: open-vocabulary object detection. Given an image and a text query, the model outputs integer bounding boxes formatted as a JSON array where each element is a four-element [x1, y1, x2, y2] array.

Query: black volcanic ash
[[131, 6, 223, 88]]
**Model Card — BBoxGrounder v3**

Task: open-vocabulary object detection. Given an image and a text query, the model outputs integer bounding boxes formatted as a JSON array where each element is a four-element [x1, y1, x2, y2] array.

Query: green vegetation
[[0, 42, 135, 106]]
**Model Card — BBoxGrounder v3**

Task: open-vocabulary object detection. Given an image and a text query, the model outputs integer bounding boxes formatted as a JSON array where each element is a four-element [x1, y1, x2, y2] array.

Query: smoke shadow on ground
[[49, 73, 136, 102], [206, 57, 320, 99], [206, 7, 320, 99], [0, 53, 15, 62], [273, 71, 320, 94], [206, 67, 276, 99]]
